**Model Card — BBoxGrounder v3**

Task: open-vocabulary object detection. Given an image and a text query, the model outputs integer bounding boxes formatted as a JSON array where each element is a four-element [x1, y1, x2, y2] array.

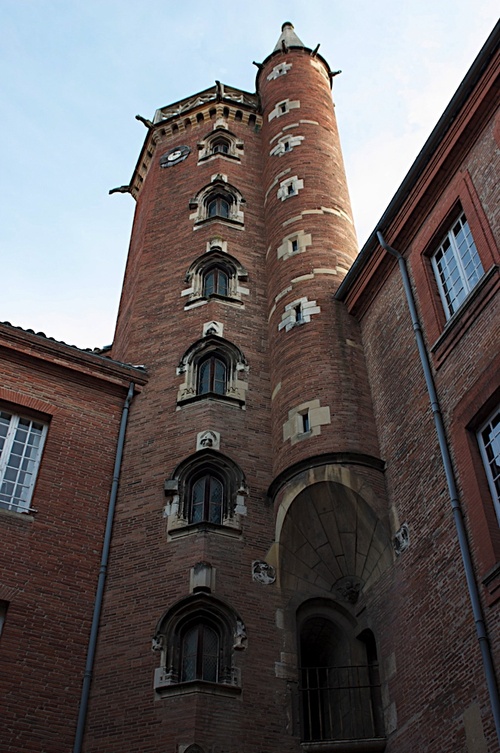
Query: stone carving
[[252, 560, 276, 585], [196, 430, 220, 451], [233, 619, 247, 650], [394, 522, 410, 555], [202, 320, 223, 337], [334, 576, 364, 604], [151, 635, 164, 652]]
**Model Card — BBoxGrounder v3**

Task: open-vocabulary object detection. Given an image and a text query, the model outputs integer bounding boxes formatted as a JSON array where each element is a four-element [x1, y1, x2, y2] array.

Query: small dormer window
[[198, 130, 243, 163]]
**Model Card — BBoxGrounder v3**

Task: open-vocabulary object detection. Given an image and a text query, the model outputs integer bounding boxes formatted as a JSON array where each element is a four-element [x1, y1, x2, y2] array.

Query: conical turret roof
[[273, 22, 305, 51]]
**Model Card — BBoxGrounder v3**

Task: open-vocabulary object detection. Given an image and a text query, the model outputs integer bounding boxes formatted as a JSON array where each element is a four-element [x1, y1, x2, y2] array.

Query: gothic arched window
[[181, 250, 248, 309], [197, 355, 227, 395], [197, 129, 243, 163], [190, 472, 224, 524], [164, 449, 248, 535], [203, 266, 229, 297], [152, 594, 246, 696], [177, 336, 248, 407], [189, 180, 245, 226]]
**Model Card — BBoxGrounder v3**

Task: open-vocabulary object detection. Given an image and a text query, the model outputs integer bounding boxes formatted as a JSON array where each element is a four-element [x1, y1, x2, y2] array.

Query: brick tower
[[85, 23, 391, 753]]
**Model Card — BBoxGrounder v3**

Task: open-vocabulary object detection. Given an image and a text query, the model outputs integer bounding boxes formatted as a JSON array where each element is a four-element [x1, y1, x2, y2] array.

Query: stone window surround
[[277, 230, 312, 260], [283, 399, 331, 445], [267, 61, 292, 80], [197, 126, 244, 163], [268, 98, 300, 121], [277, 175, 304, 201], [152, 592, 246, 696], [189, 175, 245, 227], [270, 133, 304, 156], [278, 297, 321, 332], [163, 449, 249, 536], [176, 335, 248, 408], [182, 249, 249, 309]]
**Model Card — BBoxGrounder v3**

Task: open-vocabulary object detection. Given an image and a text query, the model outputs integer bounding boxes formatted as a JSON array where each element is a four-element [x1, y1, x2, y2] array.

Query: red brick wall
[[0, 339, 134, 753]]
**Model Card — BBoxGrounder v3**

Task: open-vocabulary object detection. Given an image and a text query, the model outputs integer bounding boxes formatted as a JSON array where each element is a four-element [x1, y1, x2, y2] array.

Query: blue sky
[[1, 1, 498, 348]]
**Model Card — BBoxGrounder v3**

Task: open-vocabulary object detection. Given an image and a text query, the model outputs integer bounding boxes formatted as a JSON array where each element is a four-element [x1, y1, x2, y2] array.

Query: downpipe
[[73, 381, 135, 753]]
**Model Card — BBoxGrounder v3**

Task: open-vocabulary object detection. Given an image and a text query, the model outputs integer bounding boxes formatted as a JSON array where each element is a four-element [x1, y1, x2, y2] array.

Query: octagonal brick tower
[[83, 23, 388, 753], [258, 23, 379, 476]]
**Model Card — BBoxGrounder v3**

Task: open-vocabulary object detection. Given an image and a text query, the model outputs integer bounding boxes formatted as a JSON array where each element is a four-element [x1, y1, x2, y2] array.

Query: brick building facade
[[1, 21, 499, 753]]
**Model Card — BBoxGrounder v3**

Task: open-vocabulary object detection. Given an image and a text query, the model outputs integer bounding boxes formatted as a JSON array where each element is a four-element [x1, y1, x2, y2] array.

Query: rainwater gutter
[[377, 232, 500, 744], [73, 381, 135, 753]]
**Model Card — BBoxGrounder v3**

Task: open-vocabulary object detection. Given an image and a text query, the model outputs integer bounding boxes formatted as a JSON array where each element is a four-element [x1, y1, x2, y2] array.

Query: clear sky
[[1, 1, 498, 349]]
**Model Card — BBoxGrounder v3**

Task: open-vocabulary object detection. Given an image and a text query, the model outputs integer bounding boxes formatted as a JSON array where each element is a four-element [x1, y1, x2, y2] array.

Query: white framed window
[[478, 407, 500, 525], [0, 411, 47, 513], [431, 213, 484, 319]]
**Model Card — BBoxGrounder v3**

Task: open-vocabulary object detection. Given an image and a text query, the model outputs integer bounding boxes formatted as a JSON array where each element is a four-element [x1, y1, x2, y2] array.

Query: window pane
[[191, 478, 205, 523], [0, 414, 46, 512], [204, 270, 215, 297], [433, 213, 484, 319], [181, 626, 198, 681], [216, 270, 229, 296], [478, 408, 500, 524], [201, 625, 219, 682], [213, 359, 226, 395], [198, 361, 211, 394], [208, 477, 223, 524]]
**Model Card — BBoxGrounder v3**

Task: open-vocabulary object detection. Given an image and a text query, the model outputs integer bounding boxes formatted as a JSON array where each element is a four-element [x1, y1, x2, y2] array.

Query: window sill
[[168, 520, 242, 540], [0, 506, 35, 522], [193, 216, 244, 231], [155, 679, 242, 700], [430, 264, 499, 368], [198, 153, 241, 164], [301, 738, 386, 753], [177, 393, 245, 409], [184, 294, 244, 311]]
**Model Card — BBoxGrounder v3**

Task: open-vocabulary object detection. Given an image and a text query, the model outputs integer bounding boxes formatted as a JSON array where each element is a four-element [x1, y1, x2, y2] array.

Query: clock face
[[160, 145, 190, 167]]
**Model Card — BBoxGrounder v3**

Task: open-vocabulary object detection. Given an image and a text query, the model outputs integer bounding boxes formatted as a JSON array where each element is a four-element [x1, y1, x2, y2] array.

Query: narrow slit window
[[301, 412, 310, 433]]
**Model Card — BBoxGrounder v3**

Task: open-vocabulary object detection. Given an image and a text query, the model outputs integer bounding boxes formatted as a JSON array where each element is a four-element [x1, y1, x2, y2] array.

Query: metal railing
[[300, 665, 383, 742]]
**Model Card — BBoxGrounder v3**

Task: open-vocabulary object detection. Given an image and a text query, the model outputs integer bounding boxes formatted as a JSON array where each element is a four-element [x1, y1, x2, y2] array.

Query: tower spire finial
[[273, 21, 305, 52]]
